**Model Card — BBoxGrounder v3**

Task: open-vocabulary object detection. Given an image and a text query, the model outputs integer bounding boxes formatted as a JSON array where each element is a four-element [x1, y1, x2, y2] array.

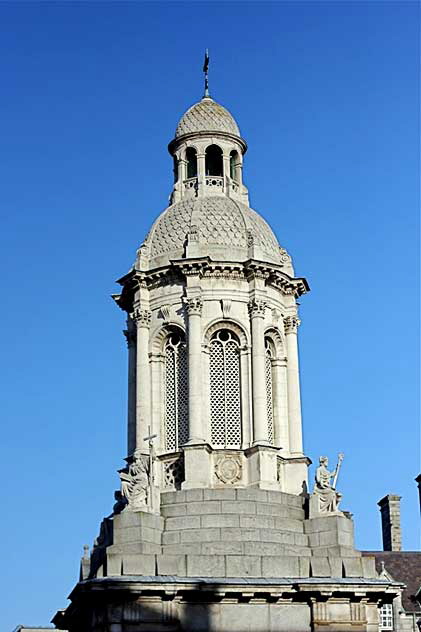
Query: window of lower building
[[379, 603, 394, 631]]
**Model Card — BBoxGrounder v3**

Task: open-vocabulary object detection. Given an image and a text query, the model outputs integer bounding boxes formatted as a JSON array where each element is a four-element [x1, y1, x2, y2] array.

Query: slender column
[[185, 297, 204, 443], [197, 153, 206, 197], [249, 299, 269, 445], [132, 307, 152, 451], [284, 315, 303, 455], [272, 357, 289, 451], [123, 322, 137, 456]]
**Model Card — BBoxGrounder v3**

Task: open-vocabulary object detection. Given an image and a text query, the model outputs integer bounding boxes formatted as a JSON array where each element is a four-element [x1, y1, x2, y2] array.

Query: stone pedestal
[[182, 443, 212, 489], [245, 444, 279, 490]]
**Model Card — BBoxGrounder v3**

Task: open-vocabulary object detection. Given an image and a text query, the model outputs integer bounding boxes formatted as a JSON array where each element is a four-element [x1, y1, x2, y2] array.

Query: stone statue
[[312, 454, 344, 514], [119, 450, 150, 511]]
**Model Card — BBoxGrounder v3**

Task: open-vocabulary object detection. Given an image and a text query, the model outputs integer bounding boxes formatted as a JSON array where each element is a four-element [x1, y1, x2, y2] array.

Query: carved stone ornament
[[221, 299, 232, 318], [283, 314, 301, 334], [246, 229, 254, 247], [160, 304, 171, 322], [131, 307, 152, 328], [279, 247, 292, 264], [118, 450, 150, 511], [215, 455, 242, 484], [248, 298, 267, 318], [184, 296, 203, 316], [188, 224, 199, 242]]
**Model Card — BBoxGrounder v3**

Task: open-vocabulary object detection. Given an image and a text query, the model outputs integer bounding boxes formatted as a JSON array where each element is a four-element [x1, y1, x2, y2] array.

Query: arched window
[[210, 329, 241, 448], [165, 330, 188, 451], [186, 147, 197, 179], [230, 150, 240, 181], [205, 144, 223, 176], [265, 338, 275, 445]]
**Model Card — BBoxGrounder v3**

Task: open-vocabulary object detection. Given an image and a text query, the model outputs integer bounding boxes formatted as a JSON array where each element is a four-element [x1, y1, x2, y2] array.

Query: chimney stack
[[378, 494, 402, 551], [416, 474, 421, 514]]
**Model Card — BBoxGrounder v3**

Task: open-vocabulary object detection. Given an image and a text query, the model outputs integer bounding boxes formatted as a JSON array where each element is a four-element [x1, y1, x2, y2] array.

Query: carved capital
[[184, 296, 203, 316], [123, 329, 136, 348], [283, 315, 301, 333], [248, 298, 267, 319], [131, 307, 152, 329]]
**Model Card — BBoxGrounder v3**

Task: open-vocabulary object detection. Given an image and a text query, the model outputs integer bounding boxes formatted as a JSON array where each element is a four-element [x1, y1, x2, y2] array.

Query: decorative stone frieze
[[220, 298, 232, 318], [131, 307, 152, 328], [184, 296, 203, 316], [284, 314, 301, 334], [248, 298, 267, 318]]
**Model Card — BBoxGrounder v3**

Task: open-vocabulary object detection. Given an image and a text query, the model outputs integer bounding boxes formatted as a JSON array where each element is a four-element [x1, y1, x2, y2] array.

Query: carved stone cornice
[[283, 315, 301, 334], [184, 296, 203, 316], [123, 329, 136, 348], [248, 298, 267, 319], [131, 307, 152, 328]]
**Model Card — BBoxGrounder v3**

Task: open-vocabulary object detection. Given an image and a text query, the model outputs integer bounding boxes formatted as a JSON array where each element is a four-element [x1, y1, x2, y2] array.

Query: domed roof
[[143, 196, 283, 269], [175, 97, 241, 139]]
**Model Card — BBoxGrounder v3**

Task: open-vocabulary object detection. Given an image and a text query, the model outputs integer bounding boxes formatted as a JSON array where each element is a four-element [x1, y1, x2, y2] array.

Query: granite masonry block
[[243, 542, 284, 556], [223, 527, 260, 541], [328, 557, 343, 577], [262, 555, 300, 578], [162, 531, 180, 545], [361, 556, 376, 578], [107, 542, 161, 555], [114, 526, 161, 545], [327, 546, 360, 558], [221, 500, 256, 514], [226, 555, 261, 577], [180, 528, 220, 543], [156, 554, 186, 576], [160, 503, 188, 517], [185, 489, 204, 502], [259, 529, 294, 544], [201, 542, 243, 555], [308, 532, 320, 547], [274, 517, 304, 532], [122, 554, 155, 575], [188, 501, 222, 514], [343, 557, 363, 577], [106, 553, 122, 576], [162, 543, 202, 555], [299, 557, 310, 577], [284, 546, 311, 557], [204, 488, 236, 501], [310, 557, 331, 577], [236, 489, 268, 502], [161, 491, 186, 505], [114, 511, 164, 531], [186, 555, 226, 578], [240, 515, 275, 529], [201, 514, 240, 528], [265, 491, 288, 505], [256, 503, 290, 517], [165, 515, 201, 530], [294, 533, 309, 546]]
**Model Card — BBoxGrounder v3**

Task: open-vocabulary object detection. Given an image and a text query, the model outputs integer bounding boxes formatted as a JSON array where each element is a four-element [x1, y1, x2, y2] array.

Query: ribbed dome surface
[[144, 197, 280, 267], [175, 97, 241, 138]]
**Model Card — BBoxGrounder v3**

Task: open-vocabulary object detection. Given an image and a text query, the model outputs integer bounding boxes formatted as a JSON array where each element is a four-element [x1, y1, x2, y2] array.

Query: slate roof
[[362, 551, 421, 612]]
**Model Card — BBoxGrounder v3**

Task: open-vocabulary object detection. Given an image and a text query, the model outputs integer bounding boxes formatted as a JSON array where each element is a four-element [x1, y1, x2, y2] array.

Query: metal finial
[[203, 49, 210, 98]]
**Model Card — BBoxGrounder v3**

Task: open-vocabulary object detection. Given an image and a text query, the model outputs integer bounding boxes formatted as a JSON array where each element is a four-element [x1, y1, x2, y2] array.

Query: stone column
[[249, 299, 269, 445], [284, 315, 303, 455], [185, 297, 204, 444], [272, 356, 289, 451], [178, 158, 186, 183], [132, 307, 152, 451], [123, 322, 137, 456], [197, 153, 206, 197]]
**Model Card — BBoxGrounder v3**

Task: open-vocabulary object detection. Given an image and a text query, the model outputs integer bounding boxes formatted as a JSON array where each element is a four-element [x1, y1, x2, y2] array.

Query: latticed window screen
[[210, 330, 242, 448], [379, 604, 393, 631], [165, 332, 188, 451], [265, 338, 274, 445]]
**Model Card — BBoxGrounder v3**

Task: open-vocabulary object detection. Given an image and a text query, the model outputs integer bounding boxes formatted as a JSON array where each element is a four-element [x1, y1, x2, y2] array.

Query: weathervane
[[203, 49, 210, 97]]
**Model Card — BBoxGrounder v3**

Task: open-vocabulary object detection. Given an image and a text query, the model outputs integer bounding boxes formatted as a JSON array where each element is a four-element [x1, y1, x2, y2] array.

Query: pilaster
[[248, 298, 269, 446], [131, 306, 152, 452], [284, 314, 303, 455]]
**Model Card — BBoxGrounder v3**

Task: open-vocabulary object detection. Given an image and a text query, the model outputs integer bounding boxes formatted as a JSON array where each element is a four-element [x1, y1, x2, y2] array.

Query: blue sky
[[1, 1, 419, 629]]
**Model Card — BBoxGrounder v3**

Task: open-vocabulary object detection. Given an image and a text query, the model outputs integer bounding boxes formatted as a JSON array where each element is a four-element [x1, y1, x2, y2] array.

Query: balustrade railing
[[205, 175, 224, 189]]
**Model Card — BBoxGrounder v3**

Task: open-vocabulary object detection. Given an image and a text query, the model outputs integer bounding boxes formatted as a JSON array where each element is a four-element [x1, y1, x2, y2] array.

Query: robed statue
[[312, 454, 344, 514]]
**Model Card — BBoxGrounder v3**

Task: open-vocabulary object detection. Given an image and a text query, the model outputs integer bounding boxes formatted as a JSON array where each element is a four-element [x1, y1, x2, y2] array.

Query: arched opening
[[173, 156, 178, 183], [230, 150, 240, 181], [186, 147, 197, 179], [205, 144, 223, 177], [265, 337, 275, 446], [164, 329, 189, 451], [209, 329, 241, 448]]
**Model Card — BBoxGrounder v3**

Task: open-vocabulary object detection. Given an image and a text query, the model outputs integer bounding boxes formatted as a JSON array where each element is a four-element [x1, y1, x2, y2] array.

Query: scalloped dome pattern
[[147, 197, 280, 263], [175, 98, 241, 138]]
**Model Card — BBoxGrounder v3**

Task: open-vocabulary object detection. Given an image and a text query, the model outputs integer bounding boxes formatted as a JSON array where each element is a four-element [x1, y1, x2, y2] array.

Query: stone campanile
[[54, 79, 402, 632], [114, 91, 310, 496]]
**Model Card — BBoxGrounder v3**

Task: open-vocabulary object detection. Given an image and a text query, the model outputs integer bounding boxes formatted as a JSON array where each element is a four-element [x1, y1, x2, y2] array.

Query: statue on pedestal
[[311, 453, 344, 515], [119, 450, 150, 511]]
